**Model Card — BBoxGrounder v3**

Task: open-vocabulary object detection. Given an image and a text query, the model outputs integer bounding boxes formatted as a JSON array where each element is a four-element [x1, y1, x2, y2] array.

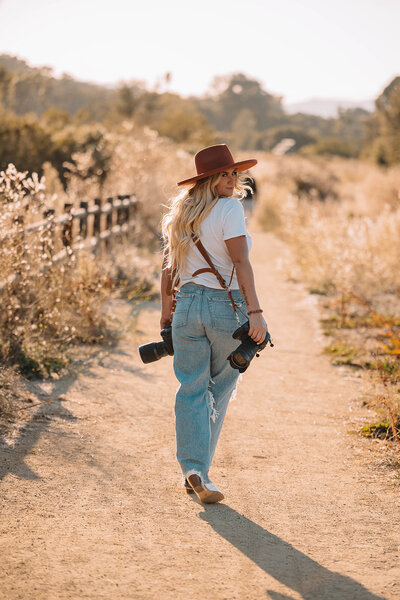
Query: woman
[[161, 144, 268, 504]]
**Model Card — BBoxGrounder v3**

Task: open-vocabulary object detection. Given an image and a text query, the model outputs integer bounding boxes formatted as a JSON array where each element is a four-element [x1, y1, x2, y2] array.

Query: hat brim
[[177, 159, 257, 187]]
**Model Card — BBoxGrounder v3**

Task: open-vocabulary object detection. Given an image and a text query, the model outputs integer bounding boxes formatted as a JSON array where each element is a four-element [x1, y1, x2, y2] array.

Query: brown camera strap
[[191, 234, 247, 323]]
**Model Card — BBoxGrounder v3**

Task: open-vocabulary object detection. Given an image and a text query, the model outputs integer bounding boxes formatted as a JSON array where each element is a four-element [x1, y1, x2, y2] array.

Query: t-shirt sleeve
[[222, 199, 247, 240]]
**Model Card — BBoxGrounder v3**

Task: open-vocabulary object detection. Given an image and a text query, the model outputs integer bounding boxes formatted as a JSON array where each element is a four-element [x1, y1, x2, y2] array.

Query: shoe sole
[[191, 485, 224, 504], [187, 475, 224, 504]]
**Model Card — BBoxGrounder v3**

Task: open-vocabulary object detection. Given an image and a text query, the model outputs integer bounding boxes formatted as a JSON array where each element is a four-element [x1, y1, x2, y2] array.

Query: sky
[[0, 0, 398, 105]]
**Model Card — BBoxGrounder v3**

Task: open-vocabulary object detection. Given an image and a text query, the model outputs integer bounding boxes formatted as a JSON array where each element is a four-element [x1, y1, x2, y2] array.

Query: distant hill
[[0, 54, 43, 75], [0, 54, 116, 118], [283, 97, 374, 118]]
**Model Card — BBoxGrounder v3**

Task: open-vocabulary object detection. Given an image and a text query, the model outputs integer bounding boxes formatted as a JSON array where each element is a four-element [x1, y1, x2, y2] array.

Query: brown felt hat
[[177, 144, 257, 187]]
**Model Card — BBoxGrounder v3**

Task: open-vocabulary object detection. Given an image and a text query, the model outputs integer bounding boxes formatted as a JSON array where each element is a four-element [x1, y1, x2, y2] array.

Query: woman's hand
[[248, 313, 268, 344]]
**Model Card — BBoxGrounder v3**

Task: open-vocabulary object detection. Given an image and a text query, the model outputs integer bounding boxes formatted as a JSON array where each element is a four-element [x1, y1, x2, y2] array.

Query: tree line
[[0, 54, 399, 189]]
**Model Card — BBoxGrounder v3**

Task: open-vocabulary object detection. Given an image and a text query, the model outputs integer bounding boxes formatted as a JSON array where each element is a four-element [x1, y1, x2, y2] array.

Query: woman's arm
[[225, 235, 268, 344], [160, 249, 173, 330]]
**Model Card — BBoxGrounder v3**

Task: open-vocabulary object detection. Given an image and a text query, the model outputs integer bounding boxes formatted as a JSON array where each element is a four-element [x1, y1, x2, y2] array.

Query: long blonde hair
[[162, 171, 251, 288]]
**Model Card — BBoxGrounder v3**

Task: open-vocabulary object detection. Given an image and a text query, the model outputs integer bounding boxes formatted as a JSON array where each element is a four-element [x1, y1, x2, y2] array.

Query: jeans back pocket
[[208, 296, 244, 333], [173, 294, 194, 328]]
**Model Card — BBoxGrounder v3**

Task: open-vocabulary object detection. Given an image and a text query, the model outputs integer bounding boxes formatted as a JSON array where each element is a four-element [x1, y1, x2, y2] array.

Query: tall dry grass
[[254, 153, 400, 296], [0, 123, 189, 423], [0, 164, 115, 378], [255, 153, 400, 444]]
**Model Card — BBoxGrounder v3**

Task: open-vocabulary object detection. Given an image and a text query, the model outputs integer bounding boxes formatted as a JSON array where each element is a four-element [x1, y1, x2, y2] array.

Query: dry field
[[1, 140, 400, 599], [254, 152, 400, 446], [2, 138, 399, 451], [1, 229, 399, 600]]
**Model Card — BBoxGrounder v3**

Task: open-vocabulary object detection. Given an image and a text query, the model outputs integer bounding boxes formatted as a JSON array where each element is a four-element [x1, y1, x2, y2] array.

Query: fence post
[[106, 197, 114, 231], [62, 203, 73, 248], [123, 194, 130, 224], [79, 201, 89, 240], [93, 198, 102, 235], [116, 194, 122, 226], [118, 194, 129, 226], [92, 198, 102, 255], [105, 197, 114, 250], [118, 194, 130, 241], [128, 196, 137, 241]]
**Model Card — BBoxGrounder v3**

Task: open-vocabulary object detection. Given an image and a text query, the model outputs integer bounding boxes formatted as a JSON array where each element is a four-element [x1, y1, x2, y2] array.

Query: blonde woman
[[161, 144, 268, 503]]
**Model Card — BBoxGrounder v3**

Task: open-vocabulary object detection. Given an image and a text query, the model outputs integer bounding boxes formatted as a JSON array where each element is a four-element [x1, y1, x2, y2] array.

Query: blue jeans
[[172, 282, 248, 483]]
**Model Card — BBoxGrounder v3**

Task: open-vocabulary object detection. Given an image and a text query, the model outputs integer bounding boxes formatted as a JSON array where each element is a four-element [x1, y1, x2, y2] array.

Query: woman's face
[[216, 168, 238, 198]]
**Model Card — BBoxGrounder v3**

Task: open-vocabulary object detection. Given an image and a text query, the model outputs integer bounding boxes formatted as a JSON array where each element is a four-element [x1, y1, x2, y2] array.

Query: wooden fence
[[0, 194, 139, 291]]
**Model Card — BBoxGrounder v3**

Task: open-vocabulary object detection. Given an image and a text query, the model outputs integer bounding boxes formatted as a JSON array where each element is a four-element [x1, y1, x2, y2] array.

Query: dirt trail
[[1, 230, 399, 600]]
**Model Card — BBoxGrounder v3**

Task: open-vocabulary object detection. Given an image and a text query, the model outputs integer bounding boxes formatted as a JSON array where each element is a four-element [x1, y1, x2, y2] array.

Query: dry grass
[[255, 152, 400, 445], [56, 122, 192, 247], [0, 124, 185, 421], [321, 293, 400, 442], [0, 367, 27, 426]]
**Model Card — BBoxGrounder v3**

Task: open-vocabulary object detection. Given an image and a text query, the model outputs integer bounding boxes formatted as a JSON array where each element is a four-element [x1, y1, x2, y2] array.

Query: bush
[[301, 137, 358, 158], [0, 110, 54, 173]]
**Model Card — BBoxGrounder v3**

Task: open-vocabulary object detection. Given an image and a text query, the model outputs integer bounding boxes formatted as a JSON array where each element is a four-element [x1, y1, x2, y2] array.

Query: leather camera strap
[[191, 234, 246, 323]]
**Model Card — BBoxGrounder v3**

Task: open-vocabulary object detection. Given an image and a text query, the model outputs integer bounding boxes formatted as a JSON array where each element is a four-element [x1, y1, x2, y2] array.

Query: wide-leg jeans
[[172, 282, 248, 483]]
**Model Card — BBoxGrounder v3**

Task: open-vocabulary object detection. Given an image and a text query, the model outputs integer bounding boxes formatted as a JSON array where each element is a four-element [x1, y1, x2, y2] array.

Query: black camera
[[227, 321, 273, 373], [139, 327, 174, 364]]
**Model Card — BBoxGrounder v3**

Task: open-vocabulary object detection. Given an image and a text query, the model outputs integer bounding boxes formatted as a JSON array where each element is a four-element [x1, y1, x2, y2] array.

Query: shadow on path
[[199, 505, 386, 600], [0, 296, 161, 484], [0, 381, 77, 483]]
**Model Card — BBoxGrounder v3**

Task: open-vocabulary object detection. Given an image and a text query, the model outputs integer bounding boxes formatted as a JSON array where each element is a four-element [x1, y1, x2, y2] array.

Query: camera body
[[228, 321, 273, 373], [139, 327, 174, 364], [139, 321, 273, 370]]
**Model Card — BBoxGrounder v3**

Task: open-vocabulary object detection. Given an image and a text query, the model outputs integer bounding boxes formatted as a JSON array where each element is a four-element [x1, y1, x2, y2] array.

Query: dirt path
[[1, 231, 399, 600]]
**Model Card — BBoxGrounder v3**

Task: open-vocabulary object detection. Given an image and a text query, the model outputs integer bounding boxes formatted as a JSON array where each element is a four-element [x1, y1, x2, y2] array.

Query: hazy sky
[[0, 0, 398, 104]]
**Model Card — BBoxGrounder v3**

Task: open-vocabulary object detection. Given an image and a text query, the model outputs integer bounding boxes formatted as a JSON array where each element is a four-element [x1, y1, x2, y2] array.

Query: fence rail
[[0, 194, 139, 291]]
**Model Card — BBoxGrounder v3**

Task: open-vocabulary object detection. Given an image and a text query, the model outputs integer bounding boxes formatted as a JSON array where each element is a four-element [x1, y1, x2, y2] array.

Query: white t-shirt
[[179, 197, 252, 290]]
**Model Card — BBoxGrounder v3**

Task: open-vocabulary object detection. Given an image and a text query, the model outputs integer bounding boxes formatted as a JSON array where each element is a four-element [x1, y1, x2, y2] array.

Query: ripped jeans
[[172, 282, 248, 483]]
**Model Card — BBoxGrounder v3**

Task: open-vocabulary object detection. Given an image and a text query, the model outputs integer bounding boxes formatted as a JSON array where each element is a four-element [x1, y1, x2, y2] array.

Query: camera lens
[[228, 337, 260, 371], [229, 351, 248, 369], [139, 341, 168, 364]]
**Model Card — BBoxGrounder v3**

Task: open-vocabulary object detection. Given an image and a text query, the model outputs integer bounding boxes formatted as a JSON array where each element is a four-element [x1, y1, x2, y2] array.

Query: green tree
[[0, 111, 54, 173], [51, 125, 110, 187], [134, 92, 216, 148], [115, 85, 139, 118], [374, 77, 400, 165], [0, 54, 115, 120], [41, 107, 71, 130], [231, 108, 258, 149], [333, 107, 370, 155], [197, 73, 285, 132], [0, 66, 12, 105]]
